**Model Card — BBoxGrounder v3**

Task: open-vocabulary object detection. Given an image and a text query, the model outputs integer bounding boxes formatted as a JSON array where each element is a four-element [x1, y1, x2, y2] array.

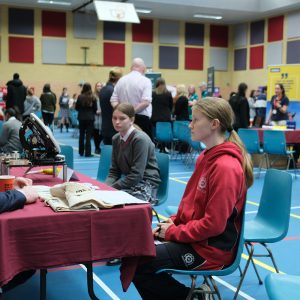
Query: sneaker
[[191, 283, 213, 300], [106, 258, 121, 266]]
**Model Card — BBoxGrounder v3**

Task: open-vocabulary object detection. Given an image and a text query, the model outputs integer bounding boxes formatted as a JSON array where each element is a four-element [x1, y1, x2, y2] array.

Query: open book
[[33, 183, 148, 212]]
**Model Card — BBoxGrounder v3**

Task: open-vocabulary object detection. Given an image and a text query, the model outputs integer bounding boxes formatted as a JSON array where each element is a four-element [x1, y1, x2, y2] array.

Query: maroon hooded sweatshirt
[[165, 141, 247, 267]]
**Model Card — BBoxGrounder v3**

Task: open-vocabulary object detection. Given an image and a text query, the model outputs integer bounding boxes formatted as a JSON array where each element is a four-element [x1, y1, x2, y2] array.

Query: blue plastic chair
[[263, 130, 297, 177], [265, 273, 300, 300], [238, 128, 267, 177], [59, 145, 74, 169], [155, 152, 169, 206], [157, 207, 247, 300], [0, 121, 3, 135], [155, 122, 173, 154], [96, 145, 112, 182], [239, 169, 293, 288]]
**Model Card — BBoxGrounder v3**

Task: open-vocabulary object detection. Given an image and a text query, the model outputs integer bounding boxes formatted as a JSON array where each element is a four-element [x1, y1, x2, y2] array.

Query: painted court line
[[212, 277, 255, 300], [80, 264, 120, 300]]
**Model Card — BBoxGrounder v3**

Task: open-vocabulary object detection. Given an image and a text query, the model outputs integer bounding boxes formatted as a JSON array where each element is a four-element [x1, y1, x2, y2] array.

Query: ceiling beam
[[72, 0, 93, 13]]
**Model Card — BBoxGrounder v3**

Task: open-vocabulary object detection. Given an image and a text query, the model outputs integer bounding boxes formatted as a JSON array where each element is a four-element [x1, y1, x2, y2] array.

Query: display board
[[268, 65, 300, 100]]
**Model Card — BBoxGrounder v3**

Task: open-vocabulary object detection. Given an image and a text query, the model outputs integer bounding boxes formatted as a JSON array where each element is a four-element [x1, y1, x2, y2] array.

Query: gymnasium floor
[[2, 128, 300, 300]]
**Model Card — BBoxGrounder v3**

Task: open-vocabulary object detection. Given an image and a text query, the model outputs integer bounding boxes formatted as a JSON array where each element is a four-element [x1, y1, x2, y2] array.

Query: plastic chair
[[155, 152, 169, 206], [238, 128, 267, 177], [263, 130, 297, 177], [265, 273, 300, 300], [156, 206, 247, 300], [155, 122, 173, 154], [96, 145, 112, 182], [0, 121, 3, 135], [238, 169, 292, 289], [60, 145, 74, 169]]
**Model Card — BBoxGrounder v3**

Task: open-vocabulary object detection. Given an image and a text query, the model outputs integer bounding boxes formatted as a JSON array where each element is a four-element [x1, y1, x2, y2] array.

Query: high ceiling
[[3, 0, 300, 23]]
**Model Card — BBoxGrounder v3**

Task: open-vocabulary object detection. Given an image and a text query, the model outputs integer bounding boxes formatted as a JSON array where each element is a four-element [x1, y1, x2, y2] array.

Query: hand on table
[[17, 186, 40, 204], [14, 177, 33, 188]]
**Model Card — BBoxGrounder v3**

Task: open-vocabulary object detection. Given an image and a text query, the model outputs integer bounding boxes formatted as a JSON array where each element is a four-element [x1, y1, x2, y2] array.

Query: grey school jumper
[[105, 129, 161, 190]]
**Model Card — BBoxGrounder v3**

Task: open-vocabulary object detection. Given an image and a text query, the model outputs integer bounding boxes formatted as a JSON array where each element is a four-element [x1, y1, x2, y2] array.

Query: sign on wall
[[268, 65, 300, 100]]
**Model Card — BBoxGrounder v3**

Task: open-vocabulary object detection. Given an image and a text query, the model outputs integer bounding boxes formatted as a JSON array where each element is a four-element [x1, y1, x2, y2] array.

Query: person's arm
[[168, 93, 174, 111], [105, 139, 122, 186], [239, 98, 250, 128], [278, 97, 289, 114], [0, 190, 26, 213], [163, 162, 244, 243], [75, 97, 80, 111], [134, 100, 150, 114], [134, 79, 152, 113], [266, 98, 274, 124], [0, 124, 9, 146], [110, 83, 120, 108], [111, 135, 150, 189]]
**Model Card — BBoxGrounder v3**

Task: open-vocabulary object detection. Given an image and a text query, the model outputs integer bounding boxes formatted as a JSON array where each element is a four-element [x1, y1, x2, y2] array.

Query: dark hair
[[13, 73, 19, 80], [108, 67, 122, 83], [4, 108, 16, 117], [114, 103, 135, 119], [250, 89, 256, 98], [237, 83, 248, 97], [261, 86, 267, 93], [81, 83, 95, 107], [276, 83, 286, 97], [43, 83, 51, 93]]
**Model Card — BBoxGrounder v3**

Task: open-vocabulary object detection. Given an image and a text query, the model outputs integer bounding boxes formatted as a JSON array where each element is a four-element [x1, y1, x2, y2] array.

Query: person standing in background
[[229, 82, 250, 131], [198, 81, 208, 99], [174, 84, 189, 121], [59, 87, 70, 133], [40, 83, 56, 131], [93, 82, 103, 154], [5, 73, 27, 118], [76, 83, 97, 157], [23, 87, 41, 119], [187, 85, 199, 120], [266, 83, 289, 126], [254, 86, 267, 127], [110, 58, 153, 140], [100, 68, 122, 145], [248, 90, 257, 127]]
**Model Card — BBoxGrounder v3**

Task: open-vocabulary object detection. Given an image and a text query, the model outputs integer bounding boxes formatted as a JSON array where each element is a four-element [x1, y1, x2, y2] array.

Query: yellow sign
[[268, 65, 300, 101]]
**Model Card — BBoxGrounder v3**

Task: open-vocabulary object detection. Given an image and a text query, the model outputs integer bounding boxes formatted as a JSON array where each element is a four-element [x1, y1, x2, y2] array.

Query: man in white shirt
[[110, 57, 153, 140]]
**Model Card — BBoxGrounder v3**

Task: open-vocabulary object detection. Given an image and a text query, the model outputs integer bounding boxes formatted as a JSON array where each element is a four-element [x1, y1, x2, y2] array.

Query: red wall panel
[[268, 15, 284, 42], [185, 47, 203, 70], [132, 19, 153, 43], [250, 46, 264, 69], [104, 43, 125, 66], [42, 11, 66, 37], [9, 37, 34, 63], [210, 25, 228, 47]]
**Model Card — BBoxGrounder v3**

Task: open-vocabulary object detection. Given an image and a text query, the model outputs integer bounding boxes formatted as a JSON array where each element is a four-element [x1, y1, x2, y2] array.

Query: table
[[256, 128, 300, 144], [0, 169, 155, 299]]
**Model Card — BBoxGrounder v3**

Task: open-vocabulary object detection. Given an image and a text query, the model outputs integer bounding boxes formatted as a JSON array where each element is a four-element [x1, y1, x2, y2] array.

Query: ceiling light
[[193, 14, 222, 20], [37, 0, 71, 6], [135, 8, 152, 14]]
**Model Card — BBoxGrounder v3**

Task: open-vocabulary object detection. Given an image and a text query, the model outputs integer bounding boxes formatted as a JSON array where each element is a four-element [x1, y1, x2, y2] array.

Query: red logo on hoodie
[[198, 176, 207, 192]]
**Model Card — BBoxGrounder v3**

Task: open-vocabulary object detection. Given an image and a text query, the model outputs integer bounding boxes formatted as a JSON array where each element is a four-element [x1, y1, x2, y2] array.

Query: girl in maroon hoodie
[[133, 98, 253, 300]]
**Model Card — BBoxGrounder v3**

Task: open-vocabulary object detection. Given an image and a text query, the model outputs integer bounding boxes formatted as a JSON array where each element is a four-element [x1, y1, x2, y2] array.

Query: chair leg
[[152, 207, 161, 223], [40, 269, 47, 300], [233, 243, 255, 300], [186, 275, 197, 300], [208, 276, 222, 300], [238, 266, 243, 277], [261, 243, 280, 273], [245, 243, 263, 284]]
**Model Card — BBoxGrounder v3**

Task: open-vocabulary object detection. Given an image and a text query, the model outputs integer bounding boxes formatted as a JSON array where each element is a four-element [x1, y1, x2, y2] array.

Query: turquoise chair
[[60, 145, 74, 169], [155, 152, 169, 206], [265, 273, 300, 300], [156, 206, 247, 300], [96, 145, 112, 182], [155, 122, 173, 154], [0, 121, 3, 135], [238, 128, 267, 177], [239, 169, 292, 288], [263, 130, 297, 177]]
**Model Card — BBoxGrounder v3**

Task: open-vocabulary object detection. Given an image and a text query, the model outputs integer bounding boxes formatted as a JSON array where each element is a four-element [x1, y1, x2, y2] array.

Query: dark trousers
[[42, 112, 54, 129], [93, 129, 102, 151], [135, 114, 153, 141], [133, 242, 205, 300], [79, 120, 94, 156]]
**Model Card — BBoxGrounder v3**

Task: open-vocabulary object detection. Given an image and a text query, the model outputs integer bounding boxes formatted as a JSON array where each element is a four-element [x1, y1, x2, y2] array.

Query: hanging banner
[[268, 65, 300, 101]]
